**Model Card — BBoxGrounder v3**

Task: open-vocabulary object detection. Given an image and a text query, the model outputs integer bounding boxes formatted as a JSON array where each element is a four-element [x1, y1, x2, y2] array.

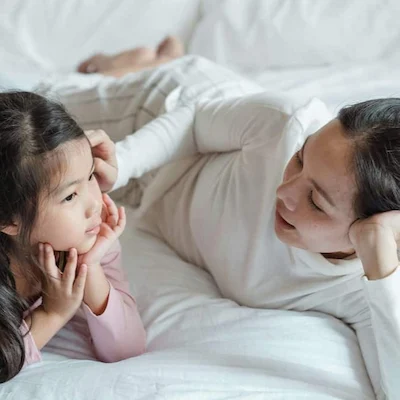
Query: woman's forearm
[[356, 228, 398, 280]]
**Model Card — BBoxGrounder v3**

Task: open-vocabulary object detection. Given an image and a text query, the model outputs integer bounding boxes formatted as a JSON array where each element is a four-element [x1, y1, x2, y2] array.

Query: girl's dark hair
[[338, 98, 400, 219], [0, 91, 85, 382]]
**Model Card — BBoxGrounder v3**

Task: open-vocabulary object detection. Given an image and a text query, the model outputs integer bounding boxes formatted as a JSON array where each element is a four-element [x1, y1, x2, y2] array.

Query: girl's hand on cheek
[[39, 243, 87, 322], [78, 193, 126, 267]]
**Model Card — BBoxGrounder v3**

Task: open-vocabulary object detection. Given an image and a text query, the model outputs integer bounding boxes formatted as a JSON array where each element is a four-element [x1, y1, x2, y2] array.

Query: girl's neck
[[10, 258, 41, 301]]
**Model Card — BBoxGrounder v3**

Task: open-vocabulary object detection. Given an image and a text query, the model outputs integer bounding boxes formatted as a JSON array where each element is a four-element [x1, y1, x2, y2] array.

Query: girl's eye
[[89, 172, 95, 181], [308, 191, 323, 212], [64, 193, 77, 202]]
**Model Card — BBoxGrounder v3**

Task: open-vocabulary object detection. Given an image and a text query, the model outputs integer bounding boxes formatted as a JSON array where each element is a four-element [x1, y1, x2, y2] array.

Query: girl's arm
[[21, 307, 65, 365], [82, 240, 146, 362], [113, 93, 323, 191], [21, 245, 87, 367]]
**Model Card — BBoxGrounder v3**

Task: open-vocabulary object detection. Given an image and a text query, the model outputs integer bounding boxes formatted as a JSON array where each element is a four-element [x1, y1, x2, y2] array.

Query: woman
[[68, 53, 399, 398]]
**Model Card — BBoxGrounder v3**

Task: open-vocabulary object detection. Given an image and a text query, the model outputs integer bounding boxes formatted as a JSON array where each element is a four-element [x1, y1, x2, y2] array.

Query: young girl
[[0, 91, 146, 383]]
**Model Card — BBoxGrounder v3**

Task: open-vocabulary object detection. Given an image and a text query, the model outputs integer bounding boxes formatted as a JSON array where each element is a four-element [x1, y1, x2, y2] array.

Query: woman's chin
[[274, 226, 307, 250]]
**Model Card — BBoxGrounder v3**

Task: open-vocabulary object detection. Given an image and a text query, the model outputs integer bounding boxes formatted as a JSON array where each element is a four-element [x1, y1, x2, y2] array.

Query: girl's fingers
[[114, 206, 126, 236], [38, 243, 44, 269], [43, 243, 60, 279], [72, 264, 88, 294], [103, 193, 118, 226], [62, 248, 78, 288]]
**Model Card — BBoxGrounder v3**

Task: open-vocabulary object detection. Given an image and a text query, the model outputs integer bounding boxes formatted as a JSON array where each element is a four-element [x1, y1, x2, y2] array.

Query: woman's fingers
[[85, 130, 115, 162], [85, 130, 118, 192]]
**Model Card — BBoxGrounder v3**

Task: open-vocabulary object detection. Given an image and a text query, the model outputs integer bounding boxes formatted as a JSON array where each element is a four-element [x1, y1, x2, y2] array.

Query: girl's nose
[[86, 198, 101, 218]]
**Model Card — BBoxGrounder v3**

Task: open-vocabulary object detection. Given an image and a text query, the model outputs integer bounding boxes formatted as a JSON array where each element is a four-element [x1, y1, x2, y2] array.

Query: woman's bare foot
[[156, 36, 184, 59], [77, 36, 184, 76]]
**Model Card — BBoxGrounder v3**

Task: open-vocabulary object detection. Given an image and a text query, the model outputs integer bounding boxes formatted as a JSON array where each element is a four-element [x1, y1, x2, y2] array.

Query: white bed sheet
[[238, 56, 400, 116], [0, 207, 375, 400]]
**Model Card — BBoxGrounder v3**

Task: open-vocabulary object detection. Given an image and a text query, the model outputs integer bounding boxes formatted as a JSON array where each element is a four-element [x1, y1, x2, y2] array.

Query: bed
[[0, 1, 397, 399]]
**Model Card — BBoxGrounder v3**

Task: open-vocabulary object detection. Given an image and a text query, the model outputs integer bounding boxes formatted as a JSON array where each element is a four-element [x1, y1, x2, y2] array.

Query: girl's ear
[[1, 223, 19, 236]]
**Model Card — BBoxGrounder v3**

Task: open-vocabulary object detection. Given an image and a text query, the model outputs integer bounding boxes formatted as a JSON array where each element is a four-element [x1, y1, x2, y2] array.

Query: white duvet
[[0, 207, 374, 400], [0, 54, 378, 399]]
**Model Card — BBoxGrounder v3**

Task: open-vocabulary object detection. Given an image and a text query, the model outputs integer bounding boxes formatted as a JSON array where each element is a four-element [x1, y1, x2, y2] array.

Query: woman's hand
[[39, 243, 87, 322], [78, 193, 126, 267], [85, 129, 118, 192], [349, 210, 400, 280]]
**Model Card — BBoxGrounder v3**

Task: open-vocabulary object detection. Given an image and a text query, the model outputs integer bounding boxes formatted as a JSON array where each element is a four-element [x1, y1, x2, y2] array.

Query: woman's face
[[275, 119, 357, 257]]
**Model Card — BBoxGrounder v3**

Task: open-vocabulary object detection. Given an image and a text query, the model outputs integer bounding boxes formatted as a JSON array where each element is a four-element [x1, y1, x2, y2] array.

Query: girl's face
[[275, 119, 358, 257], [31, 139, 103, 254]]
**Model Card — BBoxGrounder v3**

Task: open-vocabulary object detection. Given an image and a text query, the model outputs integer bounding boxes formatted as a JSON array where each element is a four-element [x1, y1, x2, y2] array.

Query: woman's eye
[[308, 191, 323, 212], [64, 193, 77, 202], [295, 151, 303, 167]]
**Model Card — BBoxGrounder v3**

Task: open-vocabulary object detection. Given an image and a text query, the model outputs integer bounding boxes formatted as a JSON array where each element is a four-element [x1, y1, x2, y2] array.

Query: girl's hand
[[78, 193, 126, 267], [39, 243, 87, 322], [349, 210, 400, 279], [85, 129, 118, 192]]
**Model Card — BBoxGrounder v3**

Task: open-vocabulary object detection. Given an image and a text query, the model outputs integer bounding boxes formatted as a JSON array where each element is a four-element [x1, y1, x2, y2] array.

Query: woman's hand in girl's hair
[[349, 210, 400, 280], [78, 193, 126, 268], [39, 243, 88, 322], [85, 130, 118, 192]]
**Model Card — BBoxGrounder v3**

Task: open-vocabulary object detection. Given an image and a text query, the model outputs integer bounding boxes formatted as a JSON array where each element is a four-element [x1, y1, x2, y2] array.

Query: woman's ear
[[1, 223, 19, 236]]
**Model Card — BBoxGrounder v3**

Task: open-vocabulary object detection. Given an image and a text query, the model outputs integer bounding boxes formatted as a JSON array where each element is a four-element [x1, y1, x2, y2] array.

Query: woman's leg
[[76, 36, 184, 77]]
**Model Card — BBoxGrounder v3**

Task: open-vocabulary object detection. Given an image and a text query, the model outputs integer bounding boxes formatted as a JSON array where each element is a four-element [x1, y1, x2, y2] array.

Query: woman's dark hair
[[338, 98, 400, 219], [0, 91, 85, 382]]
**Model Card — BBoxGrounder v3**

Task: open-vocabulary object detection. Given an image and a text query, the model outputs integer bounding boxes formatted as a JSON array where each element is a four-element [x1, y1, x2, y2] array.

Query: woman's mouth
[[275, 208, 296, 231]]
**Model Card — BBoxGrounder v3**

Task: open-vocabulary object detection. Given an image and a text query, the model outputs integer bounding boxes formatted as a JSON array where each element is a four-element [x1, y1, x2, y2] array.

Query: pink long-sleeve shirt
[[20, 240, 146, 366]]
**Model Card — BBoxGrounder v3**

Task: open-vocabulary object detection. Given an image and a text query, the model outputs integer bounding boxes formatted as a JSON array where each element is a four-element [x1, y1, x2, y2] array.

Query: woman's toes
[[156, 36, 184, 59], [76, 54, 112, 74]]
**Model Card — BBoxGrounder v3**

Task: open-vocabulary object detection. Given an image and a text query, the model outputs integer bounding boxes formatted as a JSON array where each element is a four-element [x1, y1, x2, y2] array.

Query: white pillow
[[189, 0, 400, 71]]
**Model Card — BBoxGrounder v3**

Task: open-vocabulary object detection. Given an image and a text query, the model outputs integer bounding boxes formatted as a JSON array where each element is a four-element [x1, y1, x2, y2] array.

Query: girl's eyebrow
[[54, 158, 95, 196]]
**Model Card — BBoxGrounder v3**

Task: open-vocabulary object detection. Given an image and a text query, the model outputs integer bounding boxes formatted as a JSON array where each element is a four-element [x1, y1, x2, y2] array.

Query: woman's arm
[[113, 93, 304, 191], [350, 212, 400, 399]]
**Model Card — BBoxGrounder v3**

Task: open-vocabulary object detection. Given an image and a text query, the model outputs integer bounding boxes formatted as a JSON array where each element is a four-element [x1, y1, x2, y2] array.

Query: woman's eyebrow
[[302, 136, 336, 208]]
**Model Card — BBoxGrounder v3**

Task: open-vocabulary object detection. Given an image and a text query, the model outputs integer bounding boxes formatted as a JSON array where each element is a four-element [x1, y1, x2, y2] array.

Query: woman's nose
[[276, 179, 299, 212]]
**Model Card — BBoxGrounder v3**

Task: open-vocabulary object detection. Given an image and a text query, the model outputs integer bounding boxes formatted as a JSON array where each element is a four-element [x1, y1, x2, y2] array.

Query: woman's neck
[[321, 250, 356, 260]]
